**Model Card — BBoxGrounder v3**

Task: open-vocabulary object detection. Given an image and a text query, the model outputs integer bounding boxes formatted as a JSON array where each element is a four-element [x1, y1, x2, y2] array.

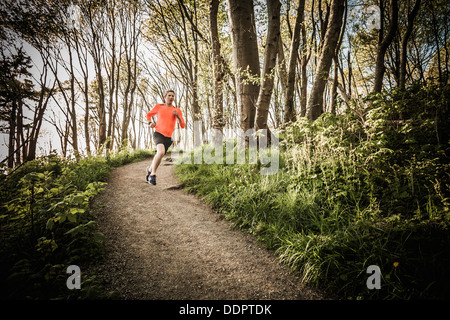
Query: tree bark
[[372, 0, 399, 93], [299, 14, 310, 117], [227, 0, 261, 132], [306, 0, 345, 121], [26, 76, 56, 161], [255, 0, 281, 131], [73, 25, 91, 156], [105, 1, 117, 152], [277, 36, 288, 96], [209, 0, 224, 145], [330, 0, 347, 115], [87, 3, 107, 151], [283, 0, 305, 124], [399, 0, 421, 89], [8, 101, 16, 168], [120, 4, 140, 147]]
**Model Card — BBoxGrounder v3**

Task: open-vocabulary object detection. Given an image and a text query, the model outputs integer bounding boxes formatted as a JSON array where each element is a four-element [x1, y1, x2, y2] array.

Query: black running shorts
[[153, 131, 172, 154]]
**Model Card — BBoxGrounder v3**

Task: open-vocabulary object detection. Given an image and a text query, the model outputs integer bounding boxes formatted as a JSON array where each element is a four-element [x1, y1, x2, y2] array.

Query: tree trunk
[[7, 101, 16, 168], [283, 0, 305, 123], [87, 3, 107, 151], [373, 0, 398, 93], [330, 59, 338, 115], [306, 0, 345, 121], [96, 63, 107, 150], [73, 27, 91, 156], [255, 0, 281, 131], [62, 42, 80, 159], [347, 44, 352, 98], [399, 0, 421, 89], [430, 3, 443, 83], [83, 75, 90, 155], [330, 0, 347, 115], [120, 6, 139, 147], [27, 79, 56, 162], [105, 2, 117, 152], [277, 37, 287, 89], [16, 100, 25, 164], [209, 0, 224, 145], [300, 15, 310, 117], [227, 0, 261, 133]]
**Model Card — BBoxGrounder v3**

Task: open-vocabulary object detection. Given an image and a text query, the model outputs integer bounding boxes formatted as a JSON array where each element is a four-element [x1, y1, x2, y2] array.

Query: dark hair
[[164, 89, 175, 96]]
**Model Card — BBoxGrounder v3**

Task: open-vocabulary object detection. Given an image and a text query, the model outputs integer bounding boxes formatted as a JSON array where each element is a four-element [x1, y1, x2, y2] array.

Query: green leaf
[[69, 208, 85, 215], [46, 218, 54, 230], [23, 172, 45, 181], [36, 187, 44, 194], [67, 213, 77, 223], [72, 195, 87, 205], [65, 225, 84, 236], [398, 191, 410, 198], [84, 221, 97, 228]]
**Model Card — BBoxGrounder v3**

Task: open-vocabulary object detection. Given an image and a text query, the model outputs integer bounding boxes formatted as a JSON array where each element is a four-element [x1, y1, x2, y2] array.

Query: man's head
[[164, 89, 175, 105]]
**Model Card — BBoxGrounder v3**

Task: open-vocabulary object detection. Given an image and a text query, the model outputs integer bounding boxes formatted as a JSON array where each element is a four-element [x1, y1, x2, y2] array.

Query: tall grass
[[175, 85, 449, 299]]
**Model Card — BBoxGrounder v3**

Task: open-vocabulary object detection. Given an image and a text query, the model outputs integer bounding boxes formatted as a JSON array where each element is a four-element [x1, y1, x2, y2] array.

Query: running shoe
[[149, 175, 156, 185], [146, 166, 151, 182]]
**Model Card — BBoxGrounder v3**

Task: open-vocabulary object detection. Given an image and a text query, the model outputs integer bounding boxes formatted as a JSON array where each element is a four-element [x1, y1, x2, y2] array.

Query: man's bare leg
[[149, 144, 166, 176]]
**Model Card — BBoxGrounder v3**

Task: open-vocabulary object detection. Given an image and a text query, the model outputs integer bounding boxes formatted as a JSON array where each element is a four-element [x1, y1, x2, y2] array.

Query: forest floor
[[92, 154, 328, 300]]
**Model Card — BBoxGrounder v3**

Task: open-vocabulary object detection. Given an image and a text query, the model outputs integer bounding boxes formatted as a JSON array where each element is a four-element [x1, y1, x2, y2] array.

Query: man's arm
[[147, 104, 159, 122], [147, 105, 159, 128], [173, 109, 185, 128]]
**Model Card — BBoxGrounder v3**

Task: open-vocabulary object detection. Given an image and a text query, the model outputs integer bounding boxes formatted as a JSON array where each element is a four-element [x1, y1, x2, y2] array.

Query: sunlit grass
[[174, 86, 450, 299]]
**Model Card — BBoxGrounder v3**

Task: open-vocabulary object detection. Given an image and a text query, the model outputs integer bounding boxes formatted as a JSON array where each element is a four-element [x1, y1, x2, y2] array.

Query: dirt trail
[[93, 155, 325, 300]]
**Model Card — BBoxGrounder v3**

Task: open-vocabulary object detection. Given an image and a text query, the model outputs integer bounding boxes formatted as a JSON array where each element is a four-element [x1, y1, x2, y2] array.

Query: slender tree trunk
[[121, 10, 132, 146], [255, 0, 281, 131], [399, 0, 421, 89], [228, 0, 261, 133], [192, 30, 201, 141], [330, 60, 338, 115], [347, 43, 352, 98], [373, 0, 398, 93], [27, 80, 56, 161], [83, 75, 90, 155], [330, 0, 346, 115], [276, 36, 288, 122], [431, 3, 443, 83], [96, 62, 107, 150], [209, 0, 224, 145], [284, 0, 305, 123], [105, 1, 117, 151], [67, 44, 79, 159], [87, 4, 107, 151], [306, 0, 345, 121], [300, 14, 309, 117], [73, 28, 91, 156], [8, 101, 16, 168], [16, 100, 25, 164]]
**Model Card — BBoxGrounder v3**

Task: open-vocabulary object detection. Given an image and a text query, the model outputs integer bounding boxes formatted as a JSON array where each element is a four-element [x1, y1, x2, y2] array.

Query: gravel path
[[93, 156, 326, 300]]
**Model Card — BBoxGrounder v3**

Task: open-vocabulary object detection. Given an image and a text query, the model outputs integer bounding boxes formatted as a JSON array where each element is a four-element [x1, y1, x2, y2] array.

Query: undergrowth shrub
[[0, 148, 153, 299]]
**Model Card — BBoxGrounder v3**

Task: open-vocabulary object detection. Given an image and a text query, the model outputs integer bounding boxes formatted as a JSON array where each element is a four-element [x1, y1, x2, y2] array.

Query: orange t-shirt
[[146, 104, 185, 137]]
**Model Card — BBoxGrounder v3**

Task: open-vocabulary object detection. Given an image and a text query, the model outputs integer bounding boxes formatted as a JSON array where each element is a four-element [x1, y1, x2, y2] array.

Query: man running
[[146, 89, 185, 185]]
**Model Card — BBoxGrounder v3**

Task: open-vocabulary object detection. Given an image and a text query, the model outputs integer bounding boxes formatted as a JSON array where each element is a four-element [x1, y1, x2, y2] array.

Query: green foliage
[[175, 85, 449, 299], [0, 148, 153, 299]]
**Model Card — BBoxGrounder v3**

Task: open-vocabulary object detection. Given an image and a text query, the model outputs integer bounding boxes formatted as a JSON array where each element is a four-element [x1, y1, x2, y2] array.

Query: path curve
[[94, 155, 325, 300]]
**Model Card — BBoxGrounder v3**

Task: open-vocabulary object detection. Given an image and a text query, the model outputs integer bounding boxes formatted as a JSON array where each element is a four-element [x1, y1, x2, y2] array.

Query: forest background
[[0, 0, 449, 300]]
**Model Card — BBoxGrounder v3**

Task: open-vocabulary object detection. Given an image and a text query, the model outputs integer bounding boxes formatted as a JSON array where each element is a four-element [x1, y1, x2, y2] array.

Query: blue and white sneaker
[[148, 175, 156, 185]]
